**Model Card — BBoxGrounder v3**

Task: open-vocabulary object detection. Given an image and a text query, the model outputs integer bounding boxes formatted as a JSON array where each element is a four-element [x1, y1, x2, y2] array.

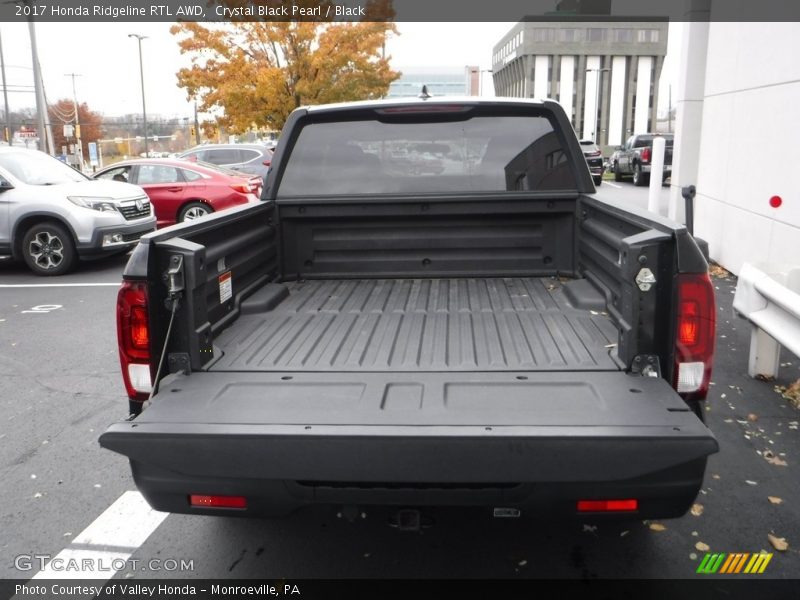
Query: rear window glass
[[277, 112, 578, 197], [634, 135, 674, 148]]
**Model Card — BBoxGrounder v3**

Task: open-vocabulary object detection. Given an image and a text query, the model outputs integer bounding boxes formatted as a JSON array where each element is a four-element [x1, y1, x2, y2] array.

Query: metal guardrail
[[733, 262, 800, 378]]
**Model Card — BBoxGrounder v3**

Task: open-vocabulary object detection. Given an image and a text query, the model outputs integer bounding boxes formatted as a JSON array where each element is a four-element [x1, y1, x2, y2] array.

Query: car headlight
[[67, 196, 118, 213]]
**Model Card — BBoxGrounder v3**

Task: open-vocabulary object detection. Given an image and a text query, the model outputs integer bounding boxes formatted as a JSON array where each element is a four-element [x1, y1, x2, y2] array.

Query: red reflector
[[190, 495, 247, 509], [577, 499, 638, 512], [262, 160, 271, 166]]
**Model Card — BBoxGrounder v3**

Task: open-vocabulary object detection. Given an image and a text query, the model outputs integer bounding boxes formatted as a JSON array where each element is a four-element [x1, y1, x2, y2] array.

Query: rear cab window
[[276, 105, 579, 197]]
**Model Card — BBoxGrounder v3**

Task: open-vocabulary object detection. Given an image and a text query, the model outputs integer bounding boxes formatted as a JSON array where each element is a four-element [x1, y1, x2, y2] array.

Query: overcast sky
[[0, 21, 679, 121]]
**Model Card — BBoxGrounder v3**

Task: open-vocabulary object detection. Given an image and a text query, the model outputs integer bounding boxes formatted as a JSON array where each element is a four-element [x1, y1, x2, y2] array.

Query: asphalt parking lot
[[1, 184, 799, 585]]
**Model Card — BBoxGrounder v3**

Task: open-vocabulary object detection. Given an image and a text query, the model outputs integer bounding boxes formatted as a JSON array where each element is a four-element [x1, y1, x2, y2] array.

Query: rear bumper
[[102, 424, 716, 519], [128, 456, 709, 519]]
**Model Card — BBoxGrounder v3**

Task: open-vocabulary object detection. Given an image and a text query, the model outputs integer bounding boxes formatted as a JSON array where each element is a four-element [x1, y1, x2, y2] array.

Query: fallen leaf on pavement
[[708, 263, 730, 278], [754, 374, 774, 382], [747, 413, 759, 421], [649, 523, 667, 532], [695, 542, 710, 552], [768, 533, 789, 552], [712, 474, 721, 480], [690, 503, 704, 517], [765, 455, 788, 466], [745, 480, 758, 486], [781, 379, 800, 408], [768, 496, 783, 505]]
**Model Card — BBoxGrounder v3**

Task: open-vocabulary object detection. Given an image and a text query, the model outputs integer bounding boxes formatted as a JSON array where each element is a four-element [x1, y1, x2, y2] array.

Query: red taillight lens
[[673, 273, 716, 400], [262, 159, 271, 166], [190, 495, 247, 509], [577, 499, 638, 512], [230, 182, 251, 194], [117, 281, 151, 400], [641, 147, 651, 162]]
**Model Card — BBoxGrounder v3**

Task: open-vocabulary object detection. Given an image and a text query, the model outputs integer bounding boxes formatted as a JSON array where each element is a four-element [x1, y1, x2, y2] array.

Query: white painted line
[[32, 491, 168, 580], [0, 283, 119, 288], [605, 181, 623, 188]]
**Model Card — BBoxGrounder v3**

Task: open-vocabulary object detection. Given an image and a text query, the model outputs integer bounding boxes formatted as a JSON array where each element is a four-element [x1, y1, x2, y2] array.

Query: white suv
[[0, 147, 156, 275]]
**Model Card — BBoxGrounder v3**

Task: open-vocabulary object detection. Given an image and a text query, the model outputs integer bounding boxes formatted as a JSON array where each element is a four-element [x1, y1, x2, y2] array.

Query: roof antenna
[[418, 85, 432, 100]]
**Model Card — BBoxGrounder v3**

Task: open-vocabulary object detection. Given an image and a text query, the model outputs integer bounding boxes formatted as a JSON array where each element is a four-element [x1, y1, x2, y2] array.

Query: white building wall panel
[[582, 56, 600, 140], [534, 55, 549, 99], [634, 56, 651, 134], [558, 56, 575, 121], [608, 56, 627, 146]]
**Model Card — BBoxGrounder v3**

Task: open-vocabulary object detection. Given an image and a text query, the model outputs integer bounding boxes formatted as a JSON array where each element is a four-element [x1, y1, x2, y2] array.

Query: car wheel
[[594, 176, 602, 186], [614, 162, 623, 182], [633, 163, 648, 187], [21, 222, 77, 276], [178, 202, 213, 222]]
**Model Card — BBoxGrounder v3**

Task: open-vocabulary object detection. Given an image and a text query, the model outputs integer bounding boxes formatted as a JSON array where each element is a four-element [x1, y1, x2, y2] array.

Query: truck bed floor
[[210, 278, 620, 372]]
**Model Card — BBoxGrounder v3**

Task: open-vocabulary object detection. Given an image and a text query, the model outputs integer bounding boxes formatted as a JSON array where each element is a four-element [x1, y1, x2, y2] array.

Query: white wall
[[694, 23, 800, 275]]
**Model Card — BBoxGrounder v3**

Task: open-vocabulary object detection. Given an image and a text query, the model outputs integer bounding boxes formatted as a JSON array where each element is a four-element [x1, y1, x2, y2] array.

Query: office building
[[491, 19, 668, 146]]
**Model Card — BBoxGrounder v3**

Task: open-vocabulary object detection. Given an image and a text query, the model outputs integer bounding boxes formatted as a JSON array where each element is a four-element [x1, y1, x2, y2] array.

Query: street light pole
[[128, 34, 148, 158], [586, 67, 610, 144]]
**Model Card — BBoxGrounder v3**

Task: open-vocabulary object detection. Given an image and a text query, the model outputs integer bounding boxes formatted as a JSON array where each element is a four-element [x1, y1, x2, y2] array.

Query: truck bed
[[209, 277, 621, 372]]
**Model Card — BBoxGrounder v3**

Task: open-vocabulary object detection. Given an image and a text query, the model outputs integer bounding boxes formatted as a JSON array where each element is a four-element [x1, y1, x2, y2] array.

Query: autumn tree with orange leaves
[[48, 99, 103, 157], [171, 0, 399, 133]]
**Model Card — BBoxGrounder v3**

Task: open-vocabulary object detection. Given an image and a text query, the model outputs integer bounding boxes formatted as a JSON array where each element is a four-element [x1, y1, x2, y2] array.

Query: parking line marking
[[605, 182, 622, 188], [0, 283, 119, 288], [31, 491, 168, 580]]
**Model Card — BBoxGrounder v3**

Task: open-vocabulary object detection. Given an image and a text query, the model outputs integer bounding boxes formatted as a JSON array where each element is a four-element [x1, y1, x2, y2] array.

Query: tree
[[48, 99, 103, 156], [170, 0, 399, 132]]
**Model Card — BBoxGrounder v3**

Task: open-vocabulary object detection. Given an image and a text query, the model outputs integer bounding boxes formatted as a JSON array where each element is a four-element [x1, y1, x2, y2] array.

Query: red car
[[93, 158, 261, 228]]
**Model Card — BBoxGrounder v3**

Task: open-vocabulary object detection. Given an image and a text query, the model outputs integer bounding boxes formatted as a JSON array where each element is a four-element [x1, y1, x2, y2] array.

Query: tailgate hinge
[[631, 354, 662, 378]]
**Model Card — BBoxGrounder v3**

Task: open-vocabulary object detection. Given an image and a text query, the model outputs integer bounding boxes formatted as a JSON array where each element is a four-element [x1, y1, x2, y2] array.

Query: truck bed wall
[[278, 196, 579, 279], [143, 194, 691, 375]]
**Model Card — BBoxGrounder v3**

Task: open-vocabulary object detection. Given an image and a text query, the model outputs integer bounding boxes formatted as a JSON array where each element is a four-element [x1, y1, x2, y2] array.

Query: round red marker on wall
[[769, 196, 782, 208]]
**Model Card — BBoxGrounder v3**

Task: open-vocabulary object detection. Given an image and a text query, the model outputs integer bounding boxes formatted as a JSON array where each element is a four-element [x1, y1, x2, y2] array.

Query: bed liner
[[209, 277, 621, 372]]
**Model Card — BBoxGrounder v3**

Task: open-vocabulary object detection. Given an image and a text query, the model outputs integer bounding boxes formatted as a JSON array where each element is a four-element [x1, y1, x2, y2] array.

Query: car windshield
[[277, 110, 578, 197], [0, 151, 88, 185]]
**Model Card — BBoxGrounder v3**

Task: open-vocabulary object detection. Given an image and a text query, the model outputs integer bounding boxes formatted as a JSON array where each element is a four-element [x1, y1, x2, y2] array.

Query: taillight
[[117, 280, 152, 401], [230, 182, 251, 194], [262, 159, 271, 166], [641, 147, 651, 162], [673, 273, 716, 400]]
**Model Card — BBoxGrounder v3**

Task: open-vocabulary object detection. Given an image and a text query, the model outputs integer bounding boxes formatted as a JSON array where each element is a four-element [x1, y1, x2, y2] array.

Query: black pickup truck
[[101, 98, 717, 520], [612, 133, 674, 186]]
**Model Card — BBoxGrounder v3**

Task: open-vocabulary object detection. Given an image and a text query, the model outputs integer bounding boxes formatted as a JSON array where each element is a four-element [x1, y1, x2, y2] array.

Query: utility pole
[[128, 34, 148, 157], [0, 30, 11, 144], [65, 72, 82, 169], [27, 14, 53, 154]]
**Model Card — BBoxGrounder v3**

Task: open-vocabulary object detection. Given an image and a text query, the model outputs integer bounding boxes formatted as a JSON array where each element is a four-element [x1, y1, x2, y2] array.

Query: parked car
[[578, 139, 604, 186], [93, 158, 261, 229], [612, 133, 674, 186], [178, 143, 273, 179], [0, 146, 155, 275]]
